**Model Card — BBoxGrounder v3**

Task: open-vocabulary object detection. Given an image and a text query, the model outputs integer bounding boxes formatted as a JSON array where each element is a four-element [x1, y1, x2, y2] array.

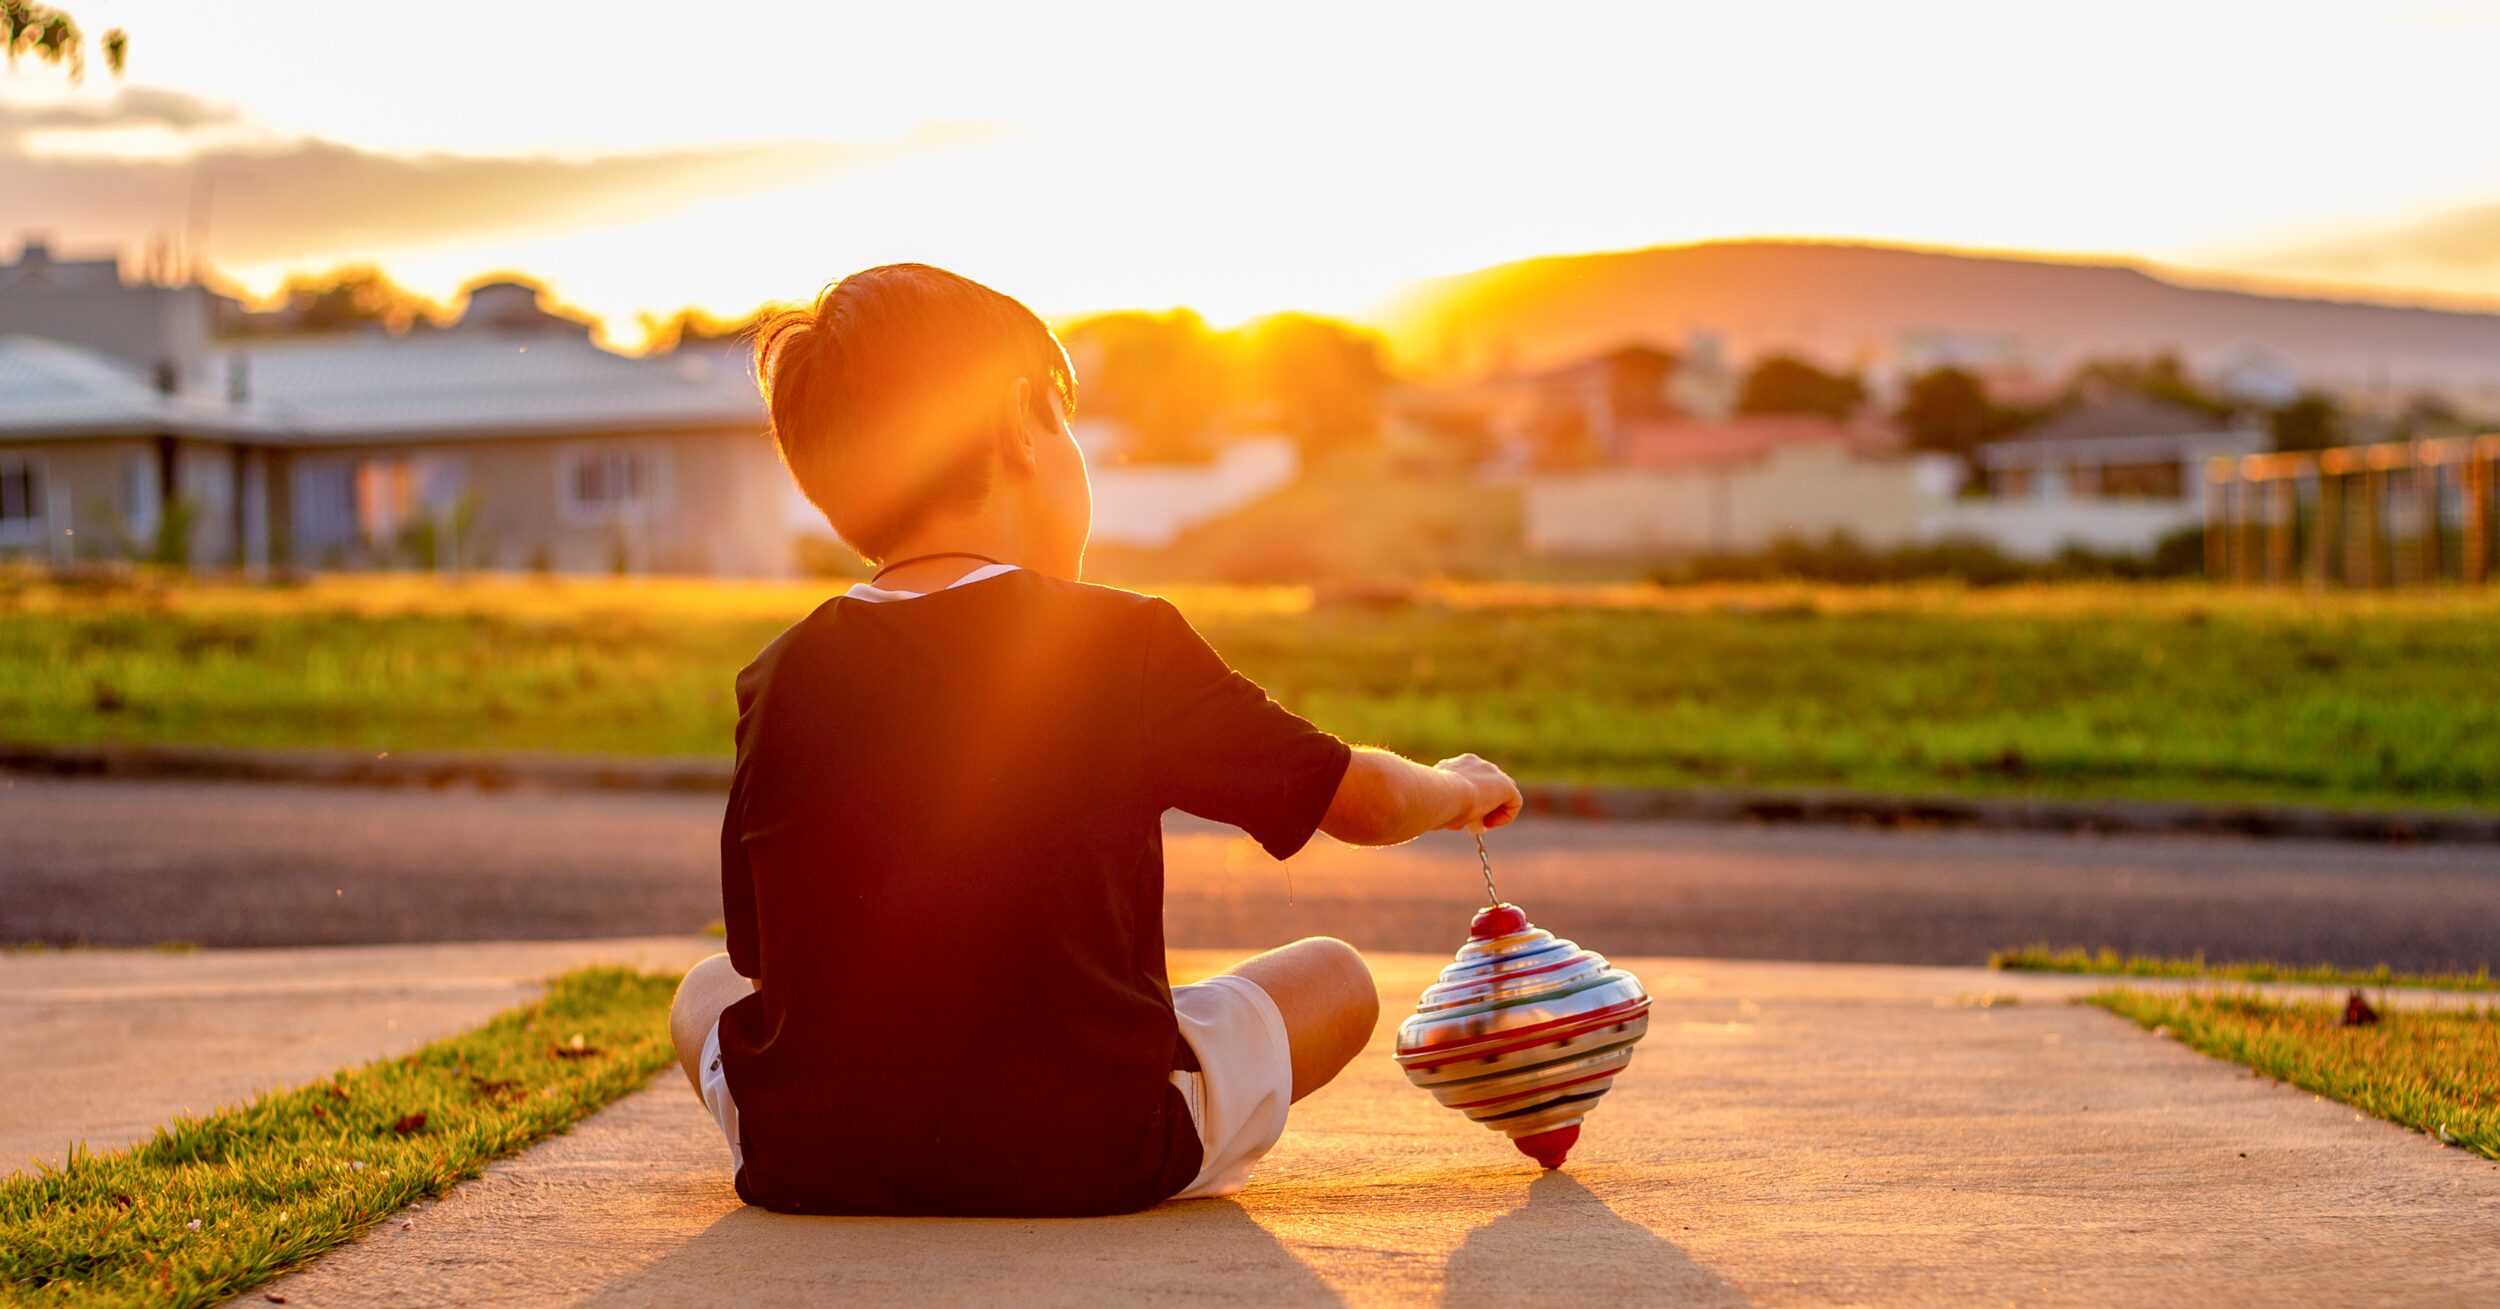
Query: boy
[[668, 264, 1521, 1217]]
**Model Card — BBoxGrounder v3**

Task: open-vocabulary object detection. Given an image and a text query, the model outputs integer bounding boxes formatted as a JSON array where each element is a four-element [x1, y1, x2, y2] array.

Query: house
[[1077, 432, 1299, 549], [0, 239, 792, 574], [1930, 394, 2267, 558], [0, 237, 215, 382], [1522, 414, 1960, 555], [0, 335, 271, 562], [222, 322, 787, 574]]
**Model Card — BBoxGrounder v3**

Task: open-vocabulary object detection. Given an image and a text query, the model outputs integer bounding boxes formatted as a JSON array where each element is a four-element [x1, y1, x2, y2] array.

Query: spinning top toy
[[1393, 833, 1652, 1169]]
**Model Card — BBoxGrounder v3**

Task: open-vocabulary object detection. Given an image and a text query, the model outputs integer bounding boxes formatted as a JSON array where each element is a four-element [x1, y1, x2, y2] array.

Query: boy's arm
[[718, 657, 772, 979], [720, 783, 760, 976], [1137, 596, 1519, 856], [1320, 748, 1522, 847]]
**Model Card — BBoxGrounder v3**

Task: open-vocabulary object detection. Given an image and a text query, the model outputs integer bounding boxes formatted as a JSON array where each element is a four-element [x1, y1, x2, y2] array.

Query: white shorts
[[698, 972, 1294, 1203]]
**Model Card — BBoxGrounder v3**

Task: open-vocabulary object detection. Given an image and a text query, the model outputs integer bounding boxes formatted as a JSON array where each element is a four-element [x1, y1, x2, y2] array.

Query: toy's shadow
[[590, 1196, 1342, 1307], [1443, 1171, 1749, 1308]]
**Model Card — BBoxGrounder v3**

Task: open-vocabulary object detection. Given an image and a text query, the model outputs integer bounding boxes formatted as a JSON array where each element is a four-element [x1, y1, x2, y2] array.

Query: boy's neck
[[873, 522, 1030, 591]]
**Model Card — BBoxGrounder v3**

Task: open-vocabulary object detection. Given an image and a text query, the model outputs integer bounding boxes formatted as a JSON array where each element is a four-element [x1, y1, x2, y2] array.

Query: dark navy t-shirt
[[715, 569, 1351, 1216]]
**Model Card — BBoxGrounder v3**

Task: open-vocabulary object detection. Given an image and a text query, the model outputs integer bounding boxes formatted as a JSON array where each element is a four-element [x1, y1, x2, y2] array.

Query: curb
[[1515, 782, 2500, 845], [6, 741, 2498, 846], [0, 742, 732, 795]]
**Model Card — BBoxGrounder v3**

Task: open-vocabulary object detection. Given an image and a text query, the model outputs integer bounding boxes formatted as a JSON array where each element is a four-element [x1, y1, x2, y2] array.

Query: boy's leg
[[668, 953, 754, 1095], [1220, 937, 1380, 1102]]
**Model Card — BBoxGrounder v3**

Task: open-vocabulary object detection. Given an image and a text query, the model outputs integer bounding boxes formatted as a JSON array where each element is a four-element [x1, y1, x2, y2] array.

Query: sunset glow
[[9, 0, 2500, 342]]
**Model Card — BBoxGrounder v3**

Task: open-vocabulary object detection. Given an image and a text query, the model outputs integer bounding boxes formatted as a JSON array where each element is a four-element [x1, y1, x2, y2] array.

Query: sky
[[7, 0, 2500, 346]]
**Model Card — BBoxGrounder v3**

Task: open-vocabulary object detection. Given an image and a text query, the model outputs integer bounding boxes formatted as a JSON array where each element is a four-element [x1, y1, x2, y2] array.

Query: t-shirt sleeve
[[1140, 598, 1352, 859]]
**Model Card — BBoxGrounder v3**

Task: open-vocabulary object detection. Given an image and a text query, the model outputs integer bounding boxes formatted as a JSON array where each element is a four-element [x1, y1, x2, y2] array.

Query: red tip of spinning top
[[1469, 903, 1528, 939], [1513, 1125, 1579, 1169]]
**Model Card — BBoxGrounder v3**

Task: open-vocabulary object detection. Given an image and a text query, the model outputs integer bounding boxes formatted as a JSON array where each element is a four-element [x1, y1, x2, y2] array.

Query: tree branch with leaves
[[3, 1, 126, 79]]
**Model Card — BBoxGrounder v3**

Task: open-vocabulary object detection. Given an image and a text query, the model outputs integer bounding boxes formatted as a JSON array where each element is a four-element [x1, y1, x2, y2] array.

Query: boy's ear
[[998, 376, 1040, 476]]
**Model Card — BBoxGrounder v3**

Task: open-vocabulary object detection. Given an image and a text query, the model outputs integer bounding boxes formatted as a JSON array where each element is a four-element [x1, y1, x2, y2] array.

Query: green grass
[[5, 570, 2500, 812], [0, 967, 677, 1308], [1993, 946, 2500, 992], [2094, 989, 2500, 1161]]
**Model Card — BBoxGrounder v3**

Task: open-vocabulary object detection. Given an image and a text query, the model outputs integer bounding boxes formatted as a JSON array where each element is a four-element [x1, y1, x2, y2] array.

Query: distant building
[[0, 240, 790, 574], [1522, 414, 1960, 555], [0, 237, 217, 396], [0, 335, 271, 563], [1881, 329, 2060, 409], [1387, 344, 1686, 472], [1894, 329, 2030, 377], [1667, 330, 1737, 421], [1929, 394, 2266, 558], [2208, 344, 2302, 409], [1003, 422, 1300, 550]]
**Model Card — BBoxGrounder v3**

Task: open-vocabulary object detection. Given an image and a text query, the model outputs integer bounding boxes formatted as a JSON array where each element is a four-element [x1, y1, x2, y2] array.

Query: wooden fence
[[2204, 435, 2498, 586]]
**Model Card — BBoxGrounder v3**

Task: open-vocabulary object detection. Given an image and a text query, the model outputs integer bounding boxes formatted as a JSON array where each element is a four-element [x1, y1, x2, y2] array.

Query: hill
[[1383, 241, 2500, 399]]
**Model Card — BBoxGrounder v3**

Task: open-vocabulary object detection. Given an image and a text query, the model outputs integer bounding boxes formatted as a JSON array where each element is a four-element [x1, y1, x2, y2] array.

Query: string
[[869, 551, 1004, 584], [1473, 830, 1501, 906]]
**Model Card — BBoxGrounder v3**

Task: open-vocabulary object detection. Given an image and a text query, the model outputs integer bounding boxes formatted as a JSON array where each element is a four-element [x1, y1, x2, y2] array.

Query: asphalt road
[[5, 775, 2496, 970]]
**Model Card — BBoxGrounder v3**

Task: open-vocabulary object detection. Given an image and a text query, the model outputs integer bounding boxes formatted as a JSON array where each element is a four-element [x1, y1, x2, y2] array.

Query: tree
[[1060, 310, 1231, 463], [275, 265, 444, 333], [3, 2, 125, 79], [1235, 313, 1390, 457], [2066, 352, 2232, 419], [1895, 367, 1999, 459], [2270, 391, 2343, 453], [1736, 354, 1865, 420], [641, 306, 766, 353], [1600, 344, 1678, 422]]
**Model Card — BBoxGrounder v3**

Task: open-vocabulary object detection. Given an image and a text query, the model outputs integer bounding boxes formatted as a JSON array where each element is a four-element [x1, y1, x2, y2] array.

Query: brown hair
[[751, 264, 1076, 562]]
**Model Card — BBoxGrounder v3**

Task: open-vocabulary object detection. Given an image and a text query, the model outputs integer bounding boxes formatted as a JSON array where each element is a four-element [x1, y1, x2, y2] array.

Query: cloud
[[0, 90, 1000, 267], [0, 85, 243, 135], [2244, 201, 2500, 279]]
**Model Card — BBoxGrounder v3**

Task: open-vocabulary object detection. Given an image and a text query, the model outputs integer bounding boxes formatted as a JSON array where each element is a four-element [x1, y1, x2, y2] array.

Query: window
[[122, 452, 161, 540], [572, 449, 643, 510], [558, 444, 669, 525], [2094, 461, 2186, 501], [356, 458, 418, 540], [0, 457, 43, 535], [291, 458, 358, 558]]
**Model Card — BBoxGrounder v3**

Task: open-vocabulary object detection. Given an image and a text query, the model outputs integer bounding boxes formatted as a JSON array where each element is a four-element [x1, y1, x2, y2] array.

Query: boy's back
[[668, 262, 1519, 1216], [715, 567, 1350, 1216]]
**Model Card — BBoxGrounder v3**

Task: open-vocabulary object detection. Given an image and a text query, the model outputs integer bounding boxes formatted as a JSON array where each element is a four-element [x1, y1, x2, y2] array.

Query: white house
[[1523, 414, 1961, 555], [1928, 394, 2267, 559], [0, 241, 793, 574]]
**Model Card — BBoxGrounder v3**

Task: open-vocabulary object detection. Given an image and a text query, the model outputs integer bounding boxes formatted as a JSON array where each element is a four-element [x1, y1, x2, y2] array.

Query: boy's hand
[[1434, 754, 1523, 832]]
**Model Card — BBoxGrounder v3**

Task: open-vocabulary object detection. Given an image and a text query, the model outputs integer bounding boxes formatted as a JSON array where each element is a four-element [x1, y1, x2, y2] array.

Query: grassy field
[[1996, 947, 2500, 992], [5, 569, 2499, 811], [2095, 988, 2500, 1162], [0, 967, 676, 1308]]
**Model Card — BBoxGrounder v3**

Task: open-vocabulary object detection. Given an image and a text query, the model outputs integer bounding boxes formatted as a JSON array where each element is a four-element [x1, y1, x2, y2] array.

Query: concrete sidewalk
[[6, 942, 2495, 1305], [0, 937, 709, 1176]]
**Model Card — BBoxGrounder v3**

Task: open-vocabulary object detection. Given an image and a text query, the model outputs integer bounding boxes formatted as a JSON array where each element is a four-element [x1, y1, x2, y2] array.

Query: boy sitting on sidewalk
[[668, 264, 1521, 1217]]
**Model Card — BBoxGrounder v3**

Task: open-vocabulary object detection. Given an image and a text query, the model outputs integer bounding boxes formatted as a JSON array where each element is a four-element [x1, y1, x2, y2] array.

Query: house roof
[[218, 328, 763, 442], [0, 335, 277, 440], [0, 328, 766, 446], [0, 241, 125, 294], [1982, 393, 2262, 469], [1617, 413, 1903, 469]]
